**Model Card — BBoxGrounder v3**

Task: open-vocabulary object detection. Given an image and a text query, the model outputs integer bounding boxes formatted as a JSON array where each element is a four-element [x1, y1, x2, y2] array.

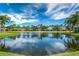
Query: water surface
[[0, 32, 79, 56]]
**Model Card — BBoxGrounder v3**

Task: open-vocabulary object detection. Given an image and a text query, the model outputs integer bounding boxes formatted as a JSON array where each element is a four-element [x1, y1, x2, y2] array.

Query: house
[[0, 28, 5, 32], [73, 25, 79, 32]]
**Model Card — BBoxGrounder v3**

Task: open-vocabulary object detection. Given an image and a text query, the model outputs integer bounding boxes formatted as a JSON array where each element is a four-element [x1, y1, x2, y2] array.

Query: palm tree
[[65, 11, 79, 31], [0, 15, 10, 31]]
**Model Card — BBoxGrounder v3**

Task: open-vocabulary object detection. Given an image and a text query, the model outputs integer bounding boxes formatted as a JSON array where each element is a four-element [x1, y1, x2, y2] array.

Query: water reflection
[[64, 35, 79, 51], [0, 32, 78, 55], [0, 39, 10, 52]]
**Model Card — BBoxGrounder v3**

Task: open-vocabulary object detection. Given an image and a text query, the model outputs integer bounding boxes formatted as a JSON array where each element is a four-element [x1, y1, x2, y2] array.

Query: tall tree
[[0, 15, 10, 31], [65, 11, 79, 31]]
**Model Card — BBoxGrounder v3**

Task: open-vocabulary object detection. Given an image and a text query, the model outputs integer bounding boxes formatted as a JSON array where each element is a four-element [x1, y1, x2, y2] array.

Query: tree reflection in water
[[50, 33, 63, 39], [64, 35, 79, 51], [0, 39, 10, 52], [25, 32, 64, 40]]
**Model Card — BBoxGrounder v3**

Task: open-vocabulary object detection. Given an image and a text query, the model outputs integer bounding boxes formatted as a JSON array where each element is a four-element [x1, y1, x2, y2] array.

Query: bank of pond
[[0, 31, 79, 56]]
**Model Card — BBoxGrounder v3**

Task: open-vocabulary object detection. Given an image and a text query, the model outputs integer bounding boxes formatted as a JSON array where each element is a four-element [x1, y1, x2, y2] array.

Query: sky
[[0, 3, 79, 26]]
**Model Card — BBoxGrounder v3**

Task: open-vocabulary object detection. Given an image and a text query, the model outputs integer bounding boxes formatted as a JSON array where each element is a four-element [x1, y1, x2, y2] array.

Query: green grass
[[63, 32, 79, 37], [0, 51, 20, 56], [51, 51, 79, 56], [70, 33, 79, 36], [24, 31, 72, 33], [0, 31, 19, 38]]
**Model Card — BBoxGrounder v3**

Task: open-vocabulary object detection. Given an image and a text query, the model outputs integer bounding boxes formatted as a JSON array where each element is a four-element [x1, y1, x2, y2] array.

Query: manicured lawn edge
[[0, 51, 20, 56], [0, 31, 79, 38], [50, 51, 79, 56], [0, 31, 19, 38]]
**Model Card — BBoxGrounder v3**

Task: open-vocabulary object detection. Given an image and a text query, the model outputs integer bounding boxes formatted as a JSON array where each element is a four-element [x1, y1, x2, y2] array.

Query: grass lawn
[[51, 51, 79, 56], [70, 32, 79, 36], [0, 31, 19, 38], [24, 31, 72, 33], [0, 51, 20, 56]]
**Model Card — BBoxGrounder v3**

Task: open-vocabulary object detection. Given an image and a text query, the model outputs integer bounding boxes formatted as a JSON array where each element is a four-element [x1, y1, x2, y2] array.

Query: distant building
[[47, 26, 53, 30], [0, 28, 5, 32], [73, 25, 79, 32], [73, 20, 79, 32]]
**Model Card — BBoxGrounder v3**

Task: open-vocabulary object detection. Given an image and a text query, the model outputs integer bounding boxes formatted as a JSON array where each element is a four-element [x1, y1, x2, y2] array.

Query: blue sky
[[0, 3, 79, 26]]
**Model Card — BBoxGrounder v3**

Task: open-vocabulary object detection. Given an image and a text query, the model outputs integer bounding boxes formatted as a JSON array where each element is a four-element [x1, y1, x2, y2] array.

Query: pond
[[0, 32, 79, 56]]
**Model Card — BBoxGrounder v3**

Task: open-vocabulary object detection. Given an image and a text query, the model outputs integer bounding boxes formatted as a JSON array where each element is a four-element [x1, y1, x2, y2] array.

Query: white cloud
[[51, 11, 71, 20], [10, 14, 38, 24], [34, 4, 43, 8], [53, 42, 67, 50], [45, 3, 58, 15], [14, 19, 38, 24], [45, 3, 79, 20], [45, 4, 70, 15], [1, 13, 38, 24], [21, 8, 36, 19], [21, 3, 45, 19]]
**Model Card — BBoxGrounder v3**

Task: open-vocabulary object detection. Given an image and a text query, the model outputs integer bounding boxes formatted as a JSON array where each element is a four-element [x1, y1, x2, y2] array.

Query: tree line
[[6, 24, 65, 31], [0, 11, 79, 32]]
